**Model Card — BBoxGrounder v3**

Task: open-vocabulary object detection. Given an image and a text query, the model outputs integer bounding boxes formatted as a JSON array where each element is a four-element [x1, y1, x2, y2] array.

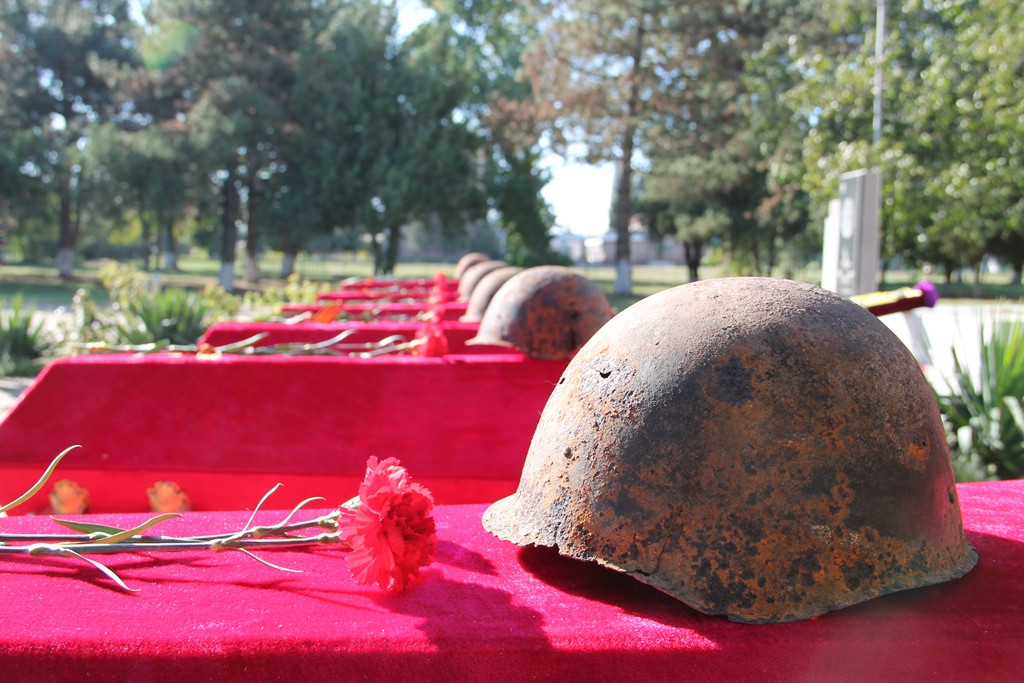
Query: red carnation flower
[[413, 324, 448, 357], [339, 457, 437, 591]]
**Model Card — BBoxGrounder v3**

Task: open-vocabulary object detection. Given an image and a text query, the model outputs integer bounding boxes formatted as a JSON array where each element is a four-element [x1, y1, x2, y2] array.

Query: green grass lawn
[[3, 252, 1023, 313]]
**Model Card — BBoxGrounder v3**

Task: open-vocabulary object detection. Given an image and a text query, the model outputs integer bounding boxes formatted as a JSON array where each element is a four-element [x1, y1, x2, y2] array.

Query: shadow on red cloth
[[510, 528, 1024, 680], [434, 539, 499, 576]]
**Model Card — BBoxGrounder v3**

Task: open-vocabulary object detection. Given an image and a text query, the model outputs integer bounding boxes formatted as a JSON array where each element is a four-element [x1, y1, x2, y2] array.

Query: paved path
[[0, 377, 32, 418], [881, 300, 1024, 394]]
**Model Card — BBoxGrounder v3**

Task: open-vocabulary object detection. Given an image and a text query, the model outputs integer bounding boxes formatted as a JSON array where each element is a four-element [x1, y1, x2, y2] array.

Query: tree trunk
[[279, 225, 300, 278], [141, 216, 153, 271], [244, 248, 260, 282], [280, 251, 297, 279], [219, 161, 240, 292], [610, 20, 645, 296], [56, 248, 75, 279], [244, 173, 260, 283], [162, 221, 178, 272], [612, 152, 634, 295], [683, 240, 703, 282], [371, 233, 383, 276], [383, 224, 402, 275], [56, 182, 77, 279]]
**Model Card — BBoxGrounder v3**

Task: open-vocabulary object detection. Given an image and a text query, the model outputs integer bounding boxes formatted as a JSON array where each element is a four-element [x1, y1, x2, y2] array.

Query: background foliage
[[2, 1, 1023, 293]]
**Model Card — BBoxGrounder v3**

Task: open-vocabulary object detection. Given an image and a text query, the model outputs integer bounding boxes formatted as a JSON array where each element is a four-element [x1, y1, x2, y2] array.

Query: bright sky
[[542, 159, 616, 237]]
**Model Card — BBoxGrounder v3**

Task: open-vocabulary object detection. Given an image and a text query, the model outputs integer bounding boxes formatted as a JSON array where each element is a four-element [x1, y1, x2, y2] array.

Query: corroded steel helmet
[[468, 266, 613, 360], [458, 260, 509, 302], [483, 277, 977, 623], [454, 252, 490, 280], [461, 266, 523, 323]]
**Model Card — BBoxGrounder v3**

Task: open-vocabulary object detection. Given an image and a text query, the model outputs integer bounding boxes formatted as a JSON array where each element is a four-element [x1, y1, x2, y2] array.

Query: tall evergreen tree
[[0, 0, 139, 276], [145, 0, 310, 289]]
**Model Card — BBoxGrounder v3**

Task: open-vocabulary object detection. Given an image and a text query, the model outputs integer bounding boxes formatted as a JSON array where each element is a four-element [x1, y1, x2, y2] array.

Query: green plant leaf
[[89, 514, 182, 544], [0, 445, 80, 514], [62, 548, 140, 592], [51, 519, 129, 536]]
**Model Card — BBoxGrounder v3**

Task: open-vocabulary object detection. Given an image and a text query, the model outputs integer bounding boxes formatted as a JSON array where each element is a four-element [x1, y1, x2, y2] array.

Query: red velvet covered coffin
[[199, 320, 484, 354], [280, 300, 469, 321], [337, 276, 459, 294], [1, 482, 1022, 680], [0, 350, 567, 513]]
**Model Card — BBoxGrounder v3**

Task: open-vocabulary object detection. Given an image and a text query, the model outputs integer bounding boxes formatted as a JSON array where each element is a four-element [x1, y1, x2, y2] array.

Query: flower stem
[[0, 533, 345, 556]]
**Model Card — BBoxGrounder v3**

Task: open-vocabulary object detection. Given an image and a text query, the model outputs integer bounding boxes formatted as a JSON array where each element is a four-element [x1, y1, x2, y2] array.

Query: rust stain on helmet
[[461, 266, 523, 323], [454, 252, 490, 280], [458, 260, 509, 302], [483, 277, 977, 623], [468, 266, 613, 360]]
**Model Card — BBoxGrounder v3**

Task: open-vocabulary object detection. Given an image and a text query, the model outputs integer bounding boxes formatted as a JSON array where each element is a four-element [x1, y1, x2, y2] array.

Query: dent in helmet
[[483, 277, 977, 623]]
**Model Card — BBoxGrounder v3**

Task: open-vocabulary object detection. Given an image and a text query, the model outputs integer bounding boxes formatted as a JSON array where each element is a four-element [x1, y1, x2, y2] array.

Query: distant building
[[552, 222, 687, 266]]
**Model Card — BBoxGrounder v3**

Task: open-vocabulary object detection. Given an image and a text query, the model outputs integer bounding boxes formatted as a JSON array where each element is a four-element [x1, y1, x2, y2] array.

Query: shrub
[[110, 287, 222, 346], [0, 295, 49, 376], [936, 308, 1024, 480], [241, 274, 331, 320], [97, 263, 239, 347]]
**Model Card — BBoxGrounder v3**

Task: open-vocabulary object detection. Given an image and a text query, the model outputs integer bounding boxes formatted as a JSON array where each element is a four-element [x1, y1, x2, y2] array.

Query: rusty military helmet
[[468, 266, 613, 360], [458, 260, 509, 302], [461, 266, 524, 323], [454, 252, 490, 280], [483, 277, 977, 623]]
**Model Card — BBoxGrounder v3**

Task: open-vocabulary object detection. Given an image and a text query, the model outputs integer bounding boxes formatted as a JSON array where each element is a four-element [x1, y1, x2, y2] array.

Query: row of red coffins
[[337, 274, 460, 294], [198, 319, 491, 354], [280, 300, 469, 322], [0, 331, 566, 514], [1, 275, 532, 514], [316, 273, 461, 303]]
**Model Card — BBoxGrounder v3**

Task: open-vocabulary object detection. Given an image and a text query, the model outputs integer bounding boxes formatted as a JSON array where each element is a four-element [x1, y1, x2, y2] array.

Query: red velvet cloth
[[339, 277, 458, 295], [0, 353, 567, 512], [199, 320, 489, 354], [317, 290, 446, 302], [0, 481, 1020, 680], [281, 301, 469, 321]]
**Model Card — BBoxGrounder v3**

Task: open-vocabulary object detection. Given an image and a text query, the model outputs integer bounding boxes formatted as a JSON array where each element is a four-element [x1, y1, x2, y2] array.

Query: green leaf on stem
[[241, 483, 284, 531], [27, 544, 138, 592], [275, 497, 326, 527], [59, 513, 181, 544], [229, 547, 303, 574], [0, 445, 81, 515], [51, 519, 129, 536]]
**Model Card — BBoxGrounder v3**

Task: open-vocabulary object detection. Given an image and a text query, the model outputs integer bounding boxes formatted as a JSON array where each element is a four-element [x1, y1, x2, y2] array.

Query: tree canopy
[[1, 0, 1023, 286]]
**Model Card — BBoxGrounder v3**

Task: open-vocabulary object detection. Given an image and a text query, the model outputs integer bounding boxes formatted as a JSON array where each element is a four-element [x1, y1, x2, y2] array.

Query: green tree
[[786, 1, 1024, 285], [422, 0, 566, 267], [87, 121, 193, 270], [290, 0, 486, 275], [0, 0, 139, 276], [520, 1, 807, 292], [518, 0, 661, 294], [632, 1, 817, 280], [143, 0, 311, 289]]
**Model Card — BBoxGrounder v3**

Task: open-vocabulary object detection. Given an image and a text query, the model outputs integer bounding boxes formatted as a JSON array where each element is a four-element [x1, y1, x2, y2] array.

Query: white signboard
[[821, 169, 881, 296]]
